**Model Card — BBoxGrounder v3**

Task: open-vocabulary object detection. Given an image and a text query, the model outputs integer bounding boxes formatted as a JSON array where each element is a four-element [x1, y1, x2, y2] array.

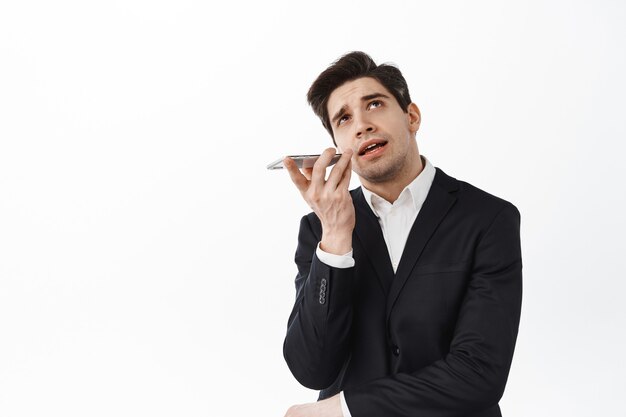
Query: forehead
[[327, 77, 393, 113]]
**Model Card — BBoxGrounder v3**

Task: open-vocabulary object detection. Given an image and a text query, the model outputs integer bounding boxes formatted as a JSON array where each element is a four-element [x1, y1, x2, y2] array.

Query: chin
[[357, 164, 399, 184]]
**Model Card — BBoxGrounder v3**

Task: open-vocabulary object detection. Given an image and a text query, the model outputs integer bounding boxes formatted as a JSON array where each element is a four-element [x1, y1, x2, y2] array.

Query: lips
[[358, 139, 388, 156]]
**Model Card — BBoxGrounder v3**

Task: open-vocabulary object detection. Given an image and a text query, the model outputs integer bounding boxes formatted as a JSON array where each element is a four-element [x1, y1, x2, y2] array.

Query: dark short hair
[[307, 51, 412, 144]]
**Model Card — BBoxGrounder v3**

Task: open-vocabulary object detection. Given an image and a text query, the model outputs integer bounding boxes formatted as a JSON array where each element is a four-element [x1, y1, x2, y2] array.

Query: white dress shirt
[[315, 156, 436, 416]]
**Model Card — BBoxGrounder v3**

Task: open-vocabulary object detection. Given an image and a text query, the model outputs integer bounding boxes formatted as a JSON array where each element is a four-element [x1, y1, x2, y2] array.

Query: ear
[[407, 103, 421, 133]]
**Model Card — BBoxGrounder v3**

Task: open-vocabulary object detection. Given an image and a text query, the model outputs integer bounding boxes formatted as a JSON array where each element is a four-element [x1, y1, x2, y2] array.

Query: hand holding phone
[[282, 148, 356, 255]]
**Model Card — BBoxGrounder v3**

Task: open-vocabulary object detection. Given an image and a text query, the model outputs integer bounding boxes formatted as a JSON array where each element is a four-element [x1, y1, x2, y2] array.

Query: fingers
[[325, 149, 353, 189], [284, 147, 351, 198], [338, 157, 352, 190], [283, 157, 309, 194], [310, 148, 337, 188]]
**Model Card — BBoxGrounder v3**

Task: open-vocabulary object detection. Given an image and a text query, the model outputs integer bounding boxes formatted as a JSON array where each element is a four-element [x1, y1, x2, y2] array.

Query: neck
[[361, 154, 424, 203]]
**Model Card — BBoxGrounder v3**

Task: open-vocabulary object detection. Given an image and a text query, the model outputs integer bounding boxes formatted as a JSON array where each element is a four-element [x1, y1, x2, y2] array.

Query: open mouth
[[359, 141, 388, 156]]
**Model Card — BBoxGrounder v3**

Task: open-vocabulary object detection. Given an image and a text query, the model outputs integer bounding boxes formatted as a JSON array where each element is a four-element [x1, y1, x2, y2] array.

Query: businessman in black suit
[[282, 52, 522, 417]]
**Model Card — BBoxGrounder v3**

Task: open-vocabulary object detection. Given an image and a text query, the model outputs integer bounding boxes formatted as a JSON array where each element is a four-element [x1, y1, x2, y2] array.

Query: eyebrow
[[330, 92, 391, 124]]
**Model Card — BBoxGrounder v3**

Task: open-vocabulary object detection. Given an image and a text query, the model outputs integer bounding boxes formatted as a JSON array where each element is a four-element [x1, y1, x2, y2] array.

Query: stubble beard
[[355, 149, 408, 185]]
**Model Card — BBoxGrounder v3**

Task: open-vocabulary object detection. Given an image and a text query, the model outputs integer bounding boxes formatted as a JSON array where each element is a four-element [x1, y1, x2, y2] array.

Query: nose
[[354, 113, 375, 139]]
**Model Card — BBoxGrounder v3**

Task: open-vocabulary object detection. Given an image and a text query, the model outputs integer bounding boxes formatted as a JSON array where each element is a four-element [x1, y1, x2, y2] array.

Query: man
[[282, 51, 522, 417]]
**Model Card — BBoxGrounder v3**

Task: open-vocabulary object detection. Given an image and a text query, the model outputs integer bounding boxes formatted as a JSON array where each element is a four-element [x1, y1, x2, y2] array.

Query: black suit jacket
[[283, 167, 522, 417]]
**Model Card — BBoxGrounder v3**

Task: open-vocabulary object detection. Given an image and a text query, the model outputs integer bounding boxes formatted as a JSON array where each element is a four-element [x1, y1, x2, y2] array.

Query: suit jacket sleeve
[[344, 203, 523, 417], [283, 214, 355, 390]]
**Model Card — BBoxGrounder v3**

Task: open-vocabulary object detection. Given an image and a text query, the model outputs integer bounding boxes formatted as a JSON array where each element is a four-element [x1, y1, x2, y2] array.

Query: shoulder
[[433, 166, 520, 224]]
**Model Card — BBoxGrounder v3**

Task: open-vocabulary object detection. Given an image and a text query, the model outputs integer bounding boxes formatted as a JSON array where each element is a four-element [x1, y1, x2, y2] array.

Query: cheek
[[334, 137, 349, 152]]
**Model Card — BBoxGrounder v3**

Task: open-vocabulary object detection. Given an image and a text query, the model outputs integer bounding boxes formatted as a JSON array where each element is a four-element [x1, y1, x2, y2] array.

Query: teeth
[[360, 142, 384, 155], [362, 143, 378, 153]]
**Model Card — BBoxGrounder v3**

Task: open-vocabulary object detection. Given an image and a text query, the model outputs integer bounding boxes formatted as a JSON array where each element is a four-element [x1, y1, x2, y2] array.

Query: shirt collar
[[361, 156, 436, 218]]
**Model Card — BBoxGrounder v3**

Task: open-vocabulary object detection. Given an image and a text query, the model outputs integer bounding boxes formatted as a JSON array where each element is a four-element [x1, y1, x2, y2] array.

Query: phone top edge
[[266, 157, 286, 169], [266, 154, 343, 170]]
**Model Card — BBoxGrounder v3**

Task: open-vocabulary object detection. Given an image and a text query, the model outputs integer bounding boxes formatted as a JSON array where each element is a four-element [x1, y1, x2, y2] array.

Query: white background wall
[[1, 1, 625, 416]]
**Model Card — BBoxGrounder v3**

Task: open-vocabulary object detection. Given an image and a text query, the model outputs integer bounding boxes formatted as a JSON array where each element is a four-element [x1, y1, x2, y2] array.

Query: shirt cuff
[[315, 243, 355, 268], [340, 391, 352, 417]]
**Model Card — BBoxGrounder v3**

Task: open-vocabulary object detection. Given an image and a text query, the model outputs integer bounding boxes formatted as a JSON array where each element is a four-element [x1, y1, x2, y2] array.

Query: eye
[[337, 114, 350, 126], [368, 100, 382, 110]]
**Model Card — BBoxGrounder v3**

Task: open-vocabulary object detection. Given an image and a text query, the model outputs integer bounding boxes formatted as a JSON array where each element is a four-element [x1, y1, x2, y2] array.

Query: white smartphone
[[267, 154, 342, 170]]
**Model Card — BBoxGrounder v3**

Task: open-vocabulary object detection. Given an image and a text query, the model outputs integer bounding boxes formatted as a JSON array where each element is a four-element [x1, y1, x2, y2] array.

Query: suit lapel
[[386, 168, 459, 320], [352, 188, 394, 295]]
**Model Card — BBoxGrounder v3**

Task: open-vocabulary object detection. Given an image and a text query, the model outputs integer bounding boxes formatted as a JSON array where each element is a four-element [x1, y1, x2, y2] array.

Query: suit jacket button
[[392, 346, 400, 356], [319, 278, 327, 304]]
